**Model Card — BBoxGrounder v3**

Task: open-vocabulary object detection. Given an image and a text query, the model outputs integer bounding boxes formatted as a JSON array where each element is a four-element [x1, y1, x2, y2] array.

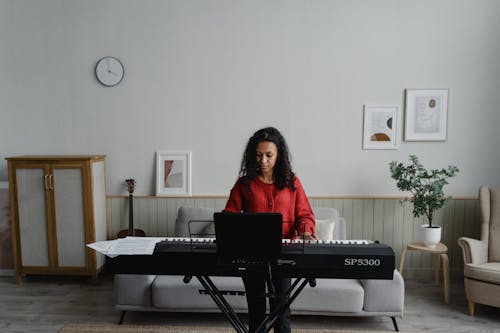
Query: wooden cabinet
[[6, 155, 107, 284]]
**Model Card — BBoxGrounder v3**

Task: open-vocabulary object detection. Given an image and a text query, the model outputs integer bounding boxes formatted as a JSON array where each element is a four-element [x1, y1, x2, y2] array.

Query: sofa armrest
[[458, 237, 487, 265], [114, 274, 156, 307], [359, 270, 405, 313]]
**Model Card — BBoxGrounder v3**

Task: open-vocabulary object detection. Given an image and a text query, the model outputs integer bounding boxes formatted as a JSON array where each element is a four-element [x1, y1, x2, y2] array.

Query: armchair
[[458, 186, 500, 316]]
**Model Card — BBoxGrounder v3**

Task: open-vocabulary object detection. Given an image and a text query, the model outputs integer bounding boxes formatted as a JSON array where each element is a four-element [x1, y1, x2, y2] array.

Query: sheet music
[[87, 239, 120, 257], [87, 237, 165, 258]]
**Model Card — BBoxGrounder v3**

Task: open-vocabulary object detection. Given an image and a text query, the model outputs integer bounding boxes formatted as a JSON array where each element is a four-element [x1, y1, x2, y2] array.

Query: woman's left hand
[[298, 232, 318, 240]]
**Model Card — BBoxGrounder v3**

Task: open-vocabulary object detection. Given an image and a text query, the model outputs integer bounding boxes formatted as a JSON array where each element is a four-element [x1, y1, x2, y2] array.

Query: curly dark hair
[[239, 127, 295, 190]]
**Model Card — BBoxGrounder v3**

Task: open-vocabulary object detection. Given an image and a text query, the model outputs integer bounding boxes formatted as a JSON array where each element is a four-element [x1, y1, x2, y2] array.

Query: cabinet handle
[[48, 174, 54, 190], [44, 175, 49, 190]]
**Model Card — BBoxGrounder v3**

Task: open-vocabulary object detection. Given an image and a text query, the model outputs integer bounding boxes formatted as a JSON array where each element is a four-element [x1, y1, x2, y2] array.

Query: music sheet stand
[[213, 212, 282, 264]]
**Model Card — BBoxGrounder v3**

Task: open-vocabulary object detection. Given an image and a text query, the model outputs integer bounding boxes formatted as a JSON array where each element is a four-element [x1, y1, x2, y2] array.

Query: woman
[[224, 127, 316, 333]]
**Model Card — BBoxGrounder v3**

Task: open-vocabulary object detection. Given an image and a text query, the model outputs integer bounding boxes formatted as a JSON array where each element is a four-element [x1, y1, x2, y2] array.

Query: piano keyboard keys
[[159, 237, 371, 246], [162, 237, 216, 243]]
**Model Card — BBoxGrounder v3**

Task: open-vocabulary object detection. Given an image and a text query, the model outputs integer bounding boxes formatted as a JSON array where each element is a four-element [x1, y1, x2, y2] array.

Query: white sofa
[[114, 206, 405, 331]]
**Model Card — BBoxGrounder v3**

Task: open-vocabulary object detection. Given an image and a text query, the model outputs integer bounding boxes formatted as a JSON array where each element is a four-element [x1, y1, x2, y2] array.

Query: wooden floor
[[0, 274, 499, 333]]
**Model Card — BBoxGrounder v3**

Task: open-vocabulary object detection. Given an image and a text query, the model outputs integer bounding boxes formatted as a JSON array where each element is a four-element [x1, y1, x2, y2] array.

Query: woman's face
[[256, 141, 278, 175]]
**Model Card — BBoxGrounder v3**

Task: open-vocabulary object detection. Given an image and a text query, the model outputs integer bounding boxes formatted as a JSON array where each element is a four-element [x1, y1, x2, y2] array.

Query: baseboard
[[0, 269, 14, 276]]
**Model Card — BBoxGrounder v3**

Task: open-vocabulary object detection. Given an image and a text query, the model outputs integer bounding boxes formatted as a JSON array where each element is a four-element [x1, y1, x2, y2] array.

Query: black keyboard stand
[[192, 262, 316, 333], [255, 277, 313, 333], [197, 275, 248, 333]]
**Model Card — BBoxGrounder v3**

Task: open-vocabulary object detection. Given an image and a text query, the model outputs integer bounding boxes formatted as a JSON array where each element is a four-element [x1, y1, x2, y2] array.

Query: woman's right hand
[[297, 232, 318, 240]]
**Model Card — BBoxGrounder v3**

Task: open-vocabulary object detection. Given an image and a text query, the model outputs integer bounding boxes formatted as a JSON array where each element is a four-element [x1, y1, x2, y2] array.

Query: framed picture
[[156, 151, 192, 196], [363, 105, 398, 149], [404, 89, 449, 141]]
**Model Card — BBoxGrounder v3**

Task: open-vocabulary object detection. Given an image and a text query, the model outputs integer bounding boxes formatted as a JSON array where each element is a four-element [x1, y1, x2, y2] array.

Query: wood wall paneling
[[106, 196, 479, 280]]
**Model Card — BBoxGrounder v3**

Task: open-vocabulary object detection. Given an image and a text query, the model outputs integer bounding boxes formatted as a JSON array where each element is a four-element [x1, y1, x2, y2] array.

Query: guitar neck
[[128, 194, 134, 235]]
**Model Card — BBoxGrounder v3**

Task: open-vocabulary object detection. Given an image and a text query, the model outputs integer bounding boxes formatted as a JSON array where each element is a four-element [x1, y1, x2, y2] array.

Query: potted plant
[[389, 155, 459, 247]]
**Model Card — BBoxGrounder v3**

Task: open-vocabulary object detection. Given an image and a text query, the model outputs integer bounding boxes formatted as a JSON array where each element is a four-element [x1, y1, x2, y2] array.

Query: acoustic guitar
[[117, 179, 146, 238]]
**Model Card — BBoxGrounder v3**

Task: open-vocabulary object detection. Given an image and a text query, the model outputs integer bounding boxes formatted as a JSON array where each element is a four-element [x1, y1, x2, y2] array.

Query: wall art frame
[[363, 105, 398, 150], [404, 88, 449, 141], [156, 151, 192, 196]]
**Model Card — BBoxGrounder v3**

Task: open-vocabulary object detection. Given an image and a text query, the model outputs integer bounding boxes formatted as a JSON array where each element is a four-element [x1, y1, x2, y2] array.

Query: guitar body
[[117, 179, 146, 238], [117, 228, 146, 238]]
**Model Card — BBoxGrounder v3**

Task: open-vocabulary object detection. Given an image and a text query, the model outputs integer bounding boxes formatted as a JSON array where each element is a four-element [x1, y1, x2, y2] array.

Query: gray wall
[[1, 0, 499, 196]]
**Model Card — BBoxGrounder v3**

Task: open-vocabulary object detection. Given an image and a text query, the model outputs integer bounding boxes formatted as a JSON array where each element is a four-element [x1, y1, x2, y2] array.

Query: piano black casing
[[108, 241, 395, 280]]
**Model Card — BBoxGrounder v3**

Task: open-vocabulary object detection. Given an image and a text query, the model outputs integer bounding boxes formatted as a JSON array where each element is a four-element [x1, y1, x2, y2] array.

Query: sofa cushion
[[293, 278, 364, 313], [200, 222, 215, 237], [311, 207, 345, 240], [152, 275, 248, 310], [313, 207, 339, 221], [464, 262, 500, 284], [315, 218, 336, 241], [152, 275, 365, 314], [175, 207, 218, 237]]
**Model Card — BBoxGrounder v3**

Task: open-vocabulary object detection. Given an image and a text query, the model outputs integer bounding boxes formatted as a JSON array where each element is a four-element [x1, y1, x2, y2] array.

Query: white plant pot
[[420, 224, 441, 247]]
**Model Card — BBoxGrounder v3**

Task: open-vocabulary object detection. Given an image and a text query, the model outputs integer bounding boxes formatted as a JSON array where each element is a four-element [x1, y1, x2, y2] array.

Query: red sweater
[[224, 176, 315, 238]]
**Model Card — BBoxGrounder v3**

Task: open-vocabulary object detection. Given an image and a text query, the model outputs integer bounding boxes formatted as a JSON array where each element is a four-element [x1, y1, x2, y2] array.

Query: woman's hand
[[298, 232, 318, 240]]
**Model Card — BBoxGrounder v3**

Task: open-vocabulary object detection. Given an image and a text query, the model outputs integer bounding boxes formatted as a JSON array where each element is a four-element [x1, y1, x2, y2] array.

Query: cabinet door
[[53, 167, 86, 267], [16, 168, 49, 267]]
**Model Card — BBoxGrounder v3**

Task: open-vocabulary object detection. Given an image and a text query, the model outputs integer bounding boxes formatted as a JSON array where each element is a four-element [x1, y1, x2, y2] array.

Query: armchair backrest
[[479, 186, 500, 262]]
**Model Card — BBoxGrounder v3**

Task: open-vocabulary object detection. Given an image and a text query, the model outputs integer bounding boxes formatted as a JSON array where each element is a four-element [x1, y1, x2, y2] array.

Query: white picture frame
[[404, 89, 449, 141], [156, 151, 192, 196], [363, 105, 398, 150]]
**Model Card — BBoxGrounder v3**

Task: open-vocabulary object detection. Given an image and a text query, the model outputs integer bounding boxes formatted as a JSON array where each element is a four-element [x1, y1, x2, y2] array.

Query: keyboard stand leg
[[118, 311, 126, 325], [255, 278, 312, 333], [196, 275, 248, 333], [195, 274, 313, 333], [391, 316, 399, 332]]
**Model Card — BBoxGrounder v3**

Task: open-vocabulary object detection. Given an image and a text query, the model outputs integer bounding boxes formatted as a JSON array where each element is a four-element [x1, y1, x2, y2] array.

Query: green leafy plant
[[389, 155, 459, 228]]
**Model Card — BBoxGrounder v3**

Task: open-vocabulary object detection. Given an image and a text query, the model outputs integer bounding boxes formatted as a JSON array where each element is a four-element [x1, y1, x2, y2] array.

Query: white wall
[[1, 0, 499, 196]]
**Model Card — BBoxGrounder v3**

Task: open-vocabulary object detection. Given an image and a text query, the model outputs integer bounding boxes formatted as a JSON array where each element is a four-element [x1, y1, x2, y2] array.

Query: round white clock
[[95, 56, 124, 87]]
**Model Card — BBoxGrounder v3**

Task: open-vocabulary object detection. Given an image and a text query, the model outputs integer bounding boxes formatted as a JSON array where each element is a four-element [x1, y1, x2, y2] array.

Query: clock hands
[[106, 59, 119, 76]]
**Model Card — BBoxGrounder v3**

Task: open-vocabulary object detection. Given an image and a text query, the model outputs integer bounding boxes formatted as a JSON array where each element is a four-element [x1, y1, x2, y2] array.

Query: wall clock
[[95, 56, 124, 87]]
